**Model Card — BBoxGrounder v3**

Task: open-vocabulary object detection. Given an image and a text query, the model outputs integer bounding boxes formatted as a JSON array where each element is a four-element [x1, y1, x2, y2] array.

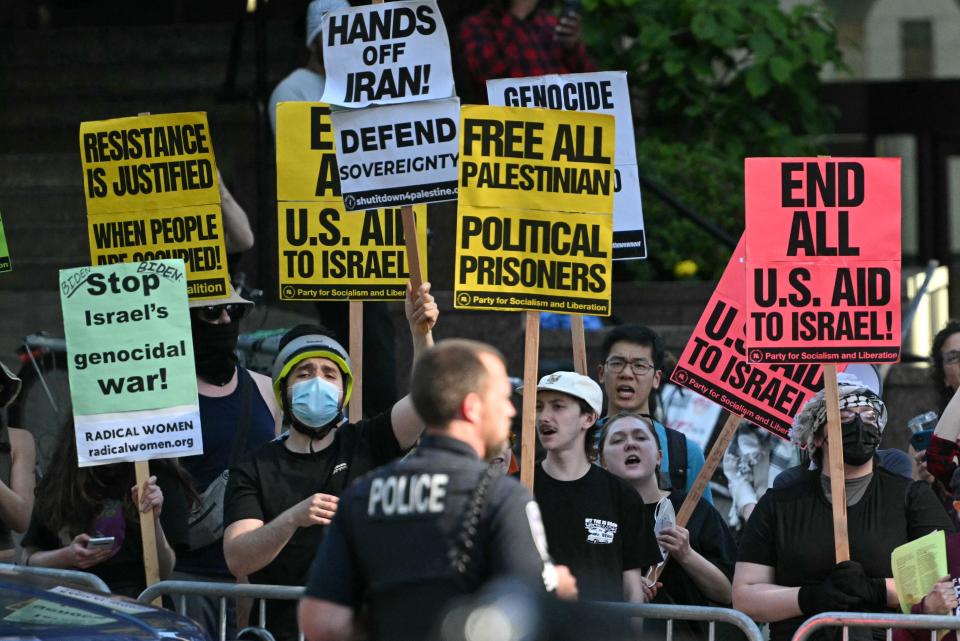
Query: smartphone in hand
[[86, 536, 116, 551]]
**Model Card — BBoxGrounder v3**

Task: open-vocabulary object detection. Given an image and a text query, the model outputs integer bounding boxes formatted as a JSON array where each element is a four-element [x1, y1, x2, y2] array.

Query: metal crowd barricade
[[0, 562, 111, 593], [792, 611, 960, 641], [138, 580, 304, 641], [601, 601, 765, 641]]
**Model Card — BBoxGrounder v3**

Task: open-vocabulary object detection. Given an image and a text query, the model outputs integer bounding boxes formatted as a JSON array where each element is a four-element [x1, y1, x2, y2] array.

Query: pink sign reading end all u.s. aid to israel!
[[744, 158, 901, 365]]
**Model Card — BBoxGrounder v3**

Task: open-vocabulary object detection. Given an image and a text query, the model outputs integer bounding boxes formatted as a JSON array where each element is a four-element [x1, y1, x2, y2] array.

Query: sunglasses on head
[[194, 303, 249, 323]]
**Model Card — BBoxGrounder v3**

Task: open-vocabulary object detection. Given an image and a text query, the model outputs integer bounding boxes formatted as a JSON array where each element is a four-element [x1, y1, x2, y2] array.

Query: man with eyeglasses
[[173, 284, 282, 639], [597, 325, 712, 503]]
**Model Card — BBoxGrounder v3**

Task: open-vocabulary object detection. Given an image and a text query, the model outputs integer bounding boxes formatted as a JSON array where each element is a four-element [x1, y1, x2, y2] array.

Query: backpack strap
[[663, 423, 688, 492], [227, 368, 254, 468]]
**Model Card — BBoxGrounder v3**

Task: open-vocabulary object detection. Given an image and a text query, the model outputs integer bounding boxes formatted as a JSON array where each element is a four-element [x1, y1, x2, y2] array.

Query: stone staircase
[[0, 16, 300, 347]]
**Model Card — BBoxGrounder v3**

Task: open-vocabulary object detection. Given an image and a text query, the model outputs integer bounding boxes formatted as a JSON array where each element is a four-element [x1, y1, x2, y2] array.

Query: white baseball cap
[[519, 371, 603, 415], [306, 0, 350, 47]]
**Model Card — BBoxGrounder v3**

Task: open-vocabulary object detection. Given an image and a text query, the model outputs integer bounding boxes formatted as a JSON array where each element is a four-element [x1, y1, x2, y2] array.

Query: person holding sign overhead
[[223, 281, 437, 641], [732, 373, 955, 641], [270, 0, 403, 418]]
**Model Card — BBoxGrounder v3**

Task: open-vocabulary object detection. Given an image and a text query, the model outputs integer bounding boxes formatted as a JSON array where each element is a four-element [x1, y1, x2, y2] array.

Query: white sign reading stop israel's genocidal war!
[[487, 72, 646, 260], [331, 98, 459, 210], [60, 260, 202, 466], [321, 0, 453, 108]]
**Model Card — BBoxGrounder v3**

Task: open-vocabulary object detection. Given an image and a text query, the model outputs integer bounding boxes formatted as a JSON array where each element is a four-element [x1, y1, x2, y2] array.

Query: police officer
[[298, 339, 576, 641]]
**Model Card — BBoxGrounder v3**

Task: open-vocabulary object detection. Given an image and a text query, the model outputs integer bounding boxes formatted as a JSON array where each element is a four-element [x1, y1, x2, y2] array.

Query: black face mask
[[191, 317, 239, 385], [841, 414, 882, 466]]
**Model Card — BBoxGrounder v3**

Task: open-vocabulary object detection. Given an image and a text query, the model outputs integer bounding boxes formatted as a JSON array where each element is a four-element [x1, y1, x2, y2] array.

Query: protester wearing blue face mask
[[222, 281, 437, 641], [290, 375, 342, 429]]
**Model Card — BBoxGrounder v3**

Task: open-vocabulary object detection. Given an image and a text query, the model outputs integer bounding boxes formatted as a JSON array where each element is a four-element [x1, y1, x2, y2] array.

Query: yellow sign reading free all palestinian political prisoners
[[80, 112, 220, 215], [278, 202, 428, 301], [454, 205, 612, 315], [458, 105, 615, 215], [87, 204, 229, 299], [276, 102, 341, 203]]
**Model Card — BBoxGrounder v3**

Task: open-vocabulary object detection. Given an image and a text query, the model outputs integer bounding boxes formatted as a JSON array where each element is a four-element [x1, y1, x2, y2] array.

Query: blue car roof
[[0, 579, 208, 641]]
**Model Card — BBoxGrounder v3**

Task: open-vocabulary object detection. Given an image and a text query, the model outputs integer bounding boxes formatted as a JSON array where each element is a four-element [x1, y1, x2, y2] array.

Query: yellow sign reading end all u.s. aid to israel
[[458, 105, 615, 215], [454, 205, 612, 315], [278, 202, 428, 301], [79, 112, 220, 215], [276, 102, 341, 203]]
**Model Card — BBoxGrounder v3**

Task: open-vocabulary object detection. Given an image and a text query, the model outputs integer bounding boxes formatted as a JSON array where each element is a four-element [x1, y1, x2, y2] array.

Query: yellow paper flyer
[[891, 529, 947, 613]]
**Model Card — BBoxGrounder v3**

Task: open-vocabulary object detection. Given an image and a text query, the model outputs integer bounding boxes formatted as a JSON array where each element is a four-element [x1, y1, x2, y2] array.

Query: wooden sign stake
[[400, 205, 423, 290], [135, 460, 161, 603], [823, 364, 850, 562], [133, 112, 161, 602], [520, 312, 541, 491], [570, 315, 587, 376], [348, 301, 363, 420], [650, 412, 740, 582]]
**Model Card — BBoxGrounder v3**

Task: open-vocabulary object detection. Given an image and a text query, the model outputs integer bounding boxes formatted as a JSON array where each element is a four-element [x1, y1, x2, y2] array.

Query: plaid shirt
[[458, 6, 596, 103]]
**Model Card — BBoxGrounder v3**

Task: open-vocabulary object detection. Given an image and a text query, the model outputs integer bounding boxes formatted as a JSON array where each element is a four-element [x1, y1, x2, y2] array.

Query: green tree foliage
[[582, 0, 845, 279]]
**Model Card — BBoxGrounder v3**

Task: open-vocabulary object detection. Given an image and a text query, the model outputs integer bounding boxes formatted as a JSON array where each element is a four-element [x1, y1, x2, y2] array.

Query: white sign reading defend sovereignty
[[487, 71, 647, 260], [321, 0, 454, 108], [331, 97, 459, 210]]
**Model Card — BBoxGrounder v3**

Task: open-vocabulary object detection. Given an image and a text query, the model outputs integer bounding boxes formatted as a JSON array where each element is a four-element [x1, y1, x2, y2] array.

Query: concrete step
[[1, 192, 86, 225], [0, 258, 89, 292], [0, 100, 259, 154], [3, 60, 293, 101], [0, 154, 82, 191]]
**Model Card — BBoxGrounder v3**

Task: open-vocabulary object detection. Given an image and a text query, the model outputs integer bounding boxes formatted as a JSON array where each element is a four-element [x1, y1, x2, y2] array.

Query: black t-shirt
[[177, 367, 276, 577], [534, 463, 660, 602], [656, 491, 736, 606], [738, 468, 955, 641], [23, 466, 189, 598], [224, 411, 403, 641], [305, 435, 553, 641], [648, 491, 738, 640]]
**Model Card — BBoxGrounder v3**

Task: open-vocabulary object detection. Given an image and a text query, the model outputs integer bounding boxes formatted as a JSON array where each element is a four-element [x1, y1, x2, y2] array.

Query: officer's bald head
[[411, 339, 506, 429]]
